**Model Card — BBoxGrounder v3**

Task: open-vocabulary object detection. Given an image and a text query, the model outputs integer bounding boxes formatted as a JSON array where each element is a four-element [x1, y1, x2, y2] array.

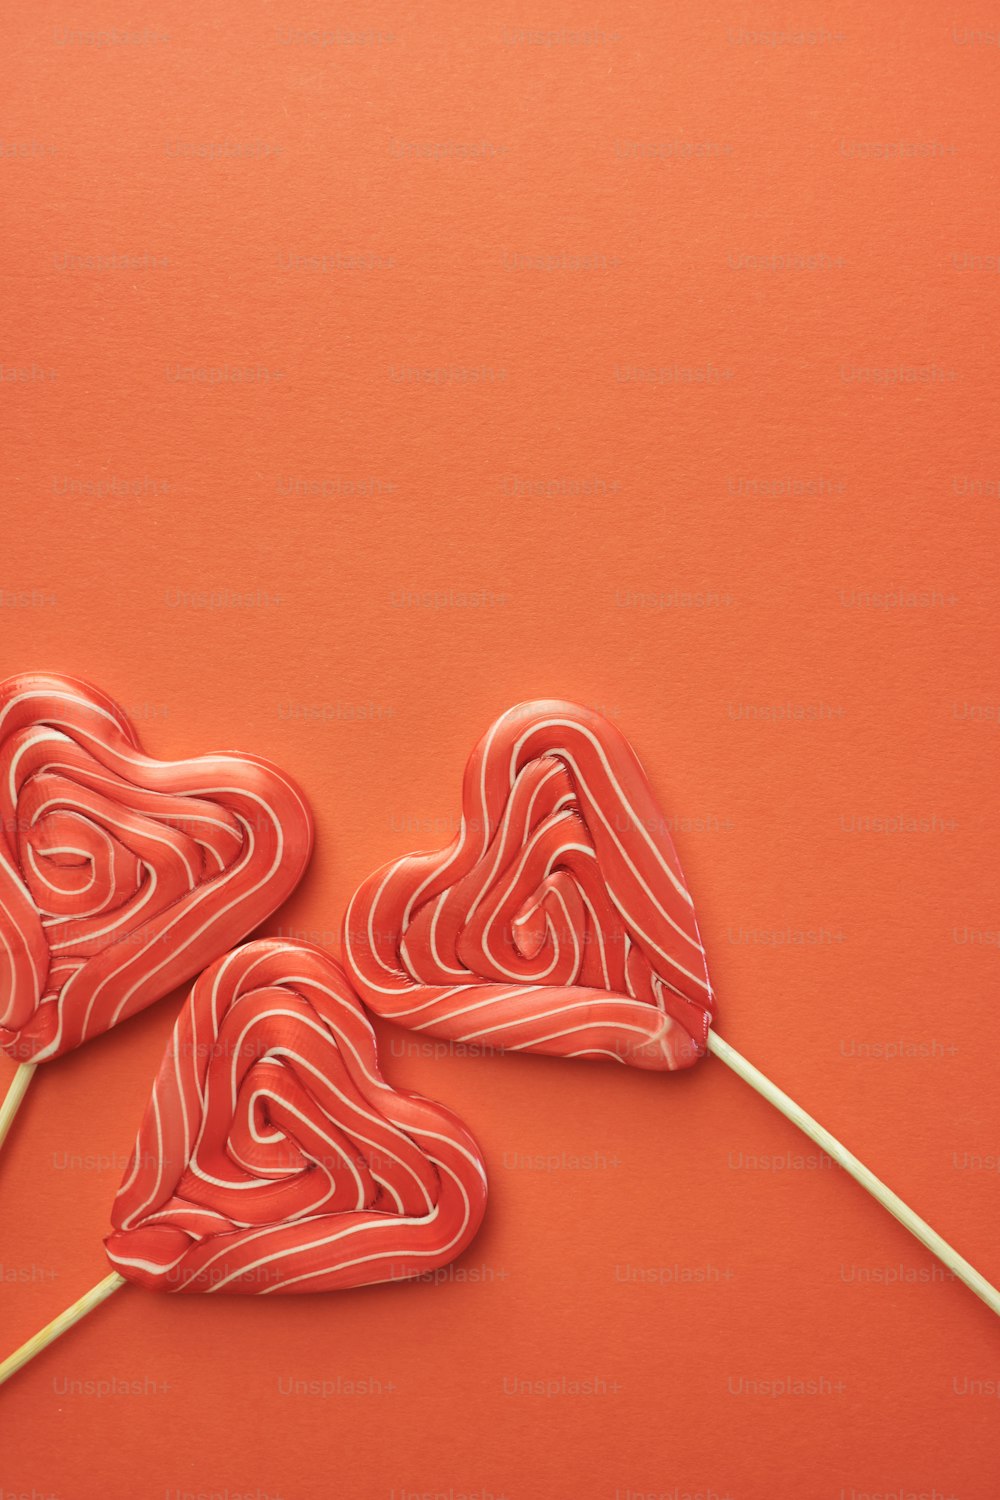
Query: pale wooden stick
[[707, 1031, 1000, 1317], [0, 1064, 37, 1151], [0, 1271, 126, 1388]]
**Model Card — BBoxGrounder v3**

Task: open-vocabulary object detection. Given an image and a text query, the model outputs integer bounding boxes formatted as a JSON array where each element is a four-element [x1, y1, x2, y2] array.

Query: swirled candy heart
[[0, 673, 314, 1062], [105, 940, 488, 1292], [344, 699, 713, 1070]]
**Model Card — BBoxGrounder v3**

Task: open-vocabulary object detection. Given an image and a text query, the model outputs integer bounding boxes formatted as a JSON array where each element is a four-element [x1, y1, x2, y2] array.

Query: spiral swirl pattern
[[344, 700, 714, 1071], [0, 673, 313, 1062], [105, 940, 488, 1293]]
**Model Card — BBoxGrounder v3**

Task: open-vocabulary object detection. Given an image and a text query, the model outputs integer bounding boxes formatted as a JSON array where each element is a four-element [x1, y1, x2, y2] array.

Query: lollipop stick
[[0, 1271, 126, 1388], [706, 1031, 1000, 1317], [0, 1064, 37, 1151]]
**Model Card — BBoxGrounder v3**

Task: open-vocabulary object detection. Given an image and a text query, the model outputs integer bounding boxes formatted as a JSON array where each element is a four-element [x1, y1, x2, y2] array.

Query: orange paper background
[[1, 3, 998, 1498]]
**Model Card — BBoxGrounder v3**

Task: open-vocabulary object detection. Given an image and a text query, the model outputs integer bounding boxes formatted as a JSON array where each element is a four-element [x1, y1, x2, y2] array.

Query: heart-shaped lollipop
[[0, 940, 488, 1380], [106, 938, 488, 1293], [0, 673, 314, 1069], [344, 699, 1000, 1318], [345, 699, 712, 1070]]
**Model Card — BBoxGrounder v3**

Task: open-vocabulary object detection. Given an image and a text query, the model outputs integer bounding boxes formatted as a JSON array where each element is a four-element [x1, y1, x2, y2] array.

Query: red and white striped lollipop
[[0, 940, 488, 1379], [345, 699, 712, 1070], [344, 699, 1000, 1318], [107, 938, 488, 1293], [0, 672, 314, 1142]]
